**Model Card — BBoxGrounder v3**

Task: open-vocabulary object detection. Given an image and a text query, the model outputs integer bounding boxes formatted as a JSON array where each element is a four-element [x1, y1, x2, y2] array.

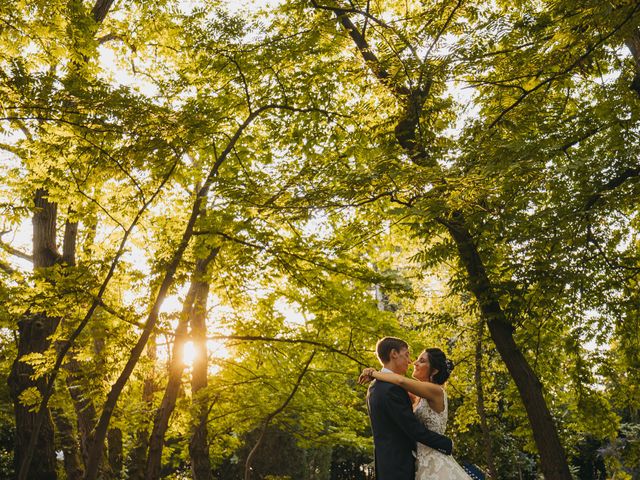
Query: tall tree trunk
[[310, 8, 573, 476], [66, 363, 99, 469], [8, 188, 60, 480], [146, 248, 219, 480], [189, 265, 214, 480], [61, 215, 100, 471], [62, 212, 113, 476], [52, 407, 84, 480], [474, 319, 498, 479], [443, 212, 572, 479]]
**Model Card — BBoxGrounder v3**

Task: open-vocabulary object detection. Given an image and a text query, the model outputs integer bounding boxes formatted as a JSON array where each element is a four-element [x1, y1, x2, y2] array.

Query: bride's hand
[[357, 367, 377, 385]]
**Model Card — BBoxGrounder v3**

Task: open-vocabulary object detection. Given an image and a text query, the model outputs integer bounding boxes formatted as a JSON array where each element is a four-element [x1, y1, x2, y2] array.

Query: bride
[[360, 348, 473, 480]]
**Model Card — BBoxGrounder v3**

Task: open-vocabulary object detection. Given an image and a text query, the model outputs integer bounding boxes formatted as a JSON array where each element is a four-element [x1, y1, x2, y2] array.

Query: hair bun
[[445, 359, 455, 374]]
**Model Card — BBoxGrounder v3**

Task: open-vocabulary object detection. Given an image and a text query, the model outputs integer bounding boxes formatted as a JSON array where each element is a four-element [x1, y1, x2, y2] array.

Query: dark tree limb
[[91, 0, 116, 23], [584, 166, 640, 211]]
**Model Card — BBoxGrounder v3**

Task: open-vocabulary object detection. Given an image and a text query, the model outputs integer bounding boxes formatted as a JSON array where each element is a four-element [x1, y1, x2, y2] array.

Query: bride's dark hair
[[425, 348, 454, 385]]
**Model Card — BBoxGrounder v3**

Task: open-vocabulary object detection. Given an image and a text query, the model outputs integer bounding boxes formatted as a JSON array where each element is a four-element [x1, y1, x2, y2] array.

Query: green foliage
[[1, 0, 639, 478]]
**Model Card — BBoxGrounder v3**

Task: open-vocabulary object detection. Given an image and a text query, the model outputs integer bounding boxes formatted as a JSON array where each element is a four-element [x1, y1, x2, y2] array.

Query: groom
[[362, 337, 453, 480]]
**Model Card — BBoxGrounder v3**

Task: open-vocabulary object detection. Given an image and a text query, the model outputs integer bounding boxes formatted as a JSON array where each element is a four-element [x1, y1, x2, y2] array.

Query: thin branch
[[244, 351, 316, 480], [312, 1, 419, 62], [488, 4, 640, 129], [0, 239, 33, 262], [418, 0, 463, 88], [224, 54, 253, 113], [210, 334, 366, 366], [310, 0, 410, 97]]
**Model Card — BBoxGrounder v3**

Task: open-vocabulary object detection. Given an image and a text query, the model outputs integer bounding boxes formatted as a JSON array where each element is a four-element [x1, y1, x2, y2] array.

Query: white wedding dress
[[414, 391, 472, 479]]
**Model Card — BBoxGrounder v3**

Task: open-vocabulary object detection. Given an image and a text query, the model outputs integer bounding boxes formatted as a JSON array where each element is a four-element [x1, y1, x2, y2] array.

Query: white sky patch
[[177, 0, 282, 15], [274, 296, 312, 327], [97, 46, 159, 98]]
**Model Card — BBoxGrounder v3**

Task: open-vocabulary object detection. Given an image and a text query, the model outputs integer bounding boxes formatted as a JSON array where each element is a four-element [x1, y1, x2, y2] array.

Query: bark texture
[[474, 320, 499, 480], [189, 267, 214, 480], [52, 407, 84, 480], [8, 188, 60, 480]]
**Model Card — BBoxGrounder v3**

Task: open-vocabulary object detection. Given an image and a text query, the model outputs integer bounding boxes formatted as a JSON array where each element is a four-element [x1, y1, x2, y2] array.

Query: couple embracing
[[358, 337, 473, 480]]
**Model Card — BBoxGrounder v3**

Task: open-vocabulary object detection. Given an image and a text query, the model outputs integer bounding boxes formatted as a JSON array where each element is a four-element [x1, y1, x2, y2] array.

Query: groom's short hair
[[376, 337, 409, 363]]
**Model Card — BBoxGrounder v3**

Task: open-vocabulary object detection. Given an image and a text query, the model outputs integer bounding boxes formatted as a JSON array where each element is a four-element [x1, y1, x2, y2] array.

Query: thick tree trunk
[[8, 188, 60, 480], [146, 249, 219, 480], [108, 428, 123, 477], [52, 407, 84, 480], [189, 270, 214, 480], [474, 319, 499, 479], [444, 212, 572, 480]]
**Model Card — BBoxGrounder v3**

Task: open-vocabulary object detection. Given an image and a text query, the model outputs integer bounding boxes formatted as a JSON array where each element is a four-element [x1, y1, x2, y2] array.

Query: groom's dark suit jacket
[[367, 379, 453, 480]]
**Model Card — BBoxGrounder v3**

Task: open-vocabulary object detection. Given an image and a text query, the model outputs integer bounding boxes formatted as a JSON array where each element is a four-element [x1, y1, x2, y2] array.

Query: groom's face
[[394, 347, 411, 374]]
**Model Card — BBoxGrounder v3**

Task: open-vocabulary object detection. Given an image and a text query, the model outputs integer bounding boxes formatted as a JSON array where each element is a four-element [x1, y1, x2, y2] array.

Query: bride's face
[[411, 352, 430, 381]]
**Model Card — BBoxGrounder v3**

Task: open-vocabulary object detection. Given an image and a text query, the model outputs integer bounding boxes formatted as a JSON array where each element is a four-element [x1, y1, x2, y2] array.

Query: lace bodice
[[414, 391, 448, 435], [413, 390, 473, 479]]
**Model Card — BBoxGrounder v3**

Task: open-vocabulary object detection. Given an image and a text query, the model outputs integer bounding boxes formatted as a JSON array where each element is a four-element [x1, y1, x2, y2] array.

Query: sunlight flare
[[182, 340, 197, 367]]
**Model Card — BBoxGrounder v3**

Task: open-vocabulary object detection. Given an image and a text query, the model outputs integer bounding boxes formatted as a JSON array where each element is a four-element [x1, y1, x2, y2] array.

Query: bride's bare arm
[[360, 368, 443, 401]]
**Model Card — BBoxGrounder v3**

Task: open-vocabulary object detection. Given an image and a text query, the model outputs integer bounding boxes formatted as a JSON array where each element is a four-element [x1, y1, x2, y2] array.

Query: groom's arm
[[384, 386, 453, 455]]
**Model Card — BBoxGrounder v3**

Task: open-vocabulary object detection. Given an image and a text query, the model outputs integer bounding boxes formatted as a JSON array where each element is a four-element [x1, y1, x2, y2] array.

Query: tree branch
[[92, 0, 116, 23], [584, 166, 640, 211], [0, 239, 33, 263], [210, 335, 366, 365], [244, 351, 316, 480], [310, 0, 409, 97], [489, 4, 640, 129]]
